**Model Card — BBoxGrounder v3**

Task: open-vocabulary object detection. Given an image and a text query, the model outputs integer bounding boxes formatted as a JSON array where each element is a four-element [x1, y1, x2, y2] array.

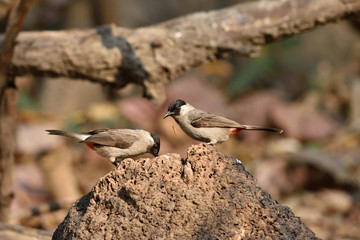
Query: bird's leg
[[206, 141, 216, 146], [109, 156, 116, 163], [110, 156, 120, 167], [113, 160, 122, 167]]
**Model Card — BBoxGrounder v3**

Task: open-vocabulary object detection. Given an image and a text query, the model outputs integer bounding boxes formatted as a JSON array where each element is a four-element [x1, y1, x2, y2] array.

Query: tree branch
[[5, 0, 360, 105]]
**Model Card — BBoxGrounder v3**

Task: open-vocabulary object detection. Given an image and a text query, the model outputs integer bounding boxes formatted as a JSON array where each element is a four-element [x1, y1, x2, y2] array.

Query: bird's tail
[[241, 125, 283, 134], [46, 130, 89, 141]]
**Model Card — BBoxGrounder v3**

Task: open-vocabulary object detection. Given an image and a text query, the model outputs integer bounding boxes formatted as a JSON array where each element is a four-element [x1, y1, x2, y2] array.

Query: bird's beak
[[163, 111, 172, 119]]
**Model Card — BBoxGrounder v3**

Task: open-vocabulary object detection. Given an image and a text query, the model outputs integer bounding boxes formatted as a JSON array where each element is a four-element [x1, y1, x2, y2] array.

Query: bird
[[46, 128, 160, 165], [163, 99, 283, 145]]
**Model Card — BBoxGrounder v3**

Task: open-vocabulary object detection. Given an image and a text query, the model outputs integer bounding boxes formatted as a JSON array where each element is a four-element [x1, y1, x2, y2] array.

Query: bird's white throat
[[179, 104, 194, 117]]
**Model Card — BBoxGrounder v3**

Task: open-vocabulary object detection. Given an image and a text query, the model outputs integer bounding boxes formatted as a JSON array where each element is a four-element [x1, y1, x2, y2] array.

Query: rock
[[52, 144, 319, 240]]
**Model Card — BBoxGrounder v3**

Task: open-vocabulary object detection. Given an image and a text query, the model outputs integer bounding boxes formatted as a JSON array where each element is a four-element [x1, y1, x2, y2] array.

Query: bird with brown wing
[[164, 99, 283, 145], [46, 128, 160, 165]]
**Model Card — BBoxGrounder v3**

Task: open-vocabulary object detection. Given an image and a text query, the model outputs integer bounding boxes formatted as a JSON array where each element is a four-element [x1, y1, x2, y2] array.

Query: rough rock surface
[[52, 144, 319, 239]]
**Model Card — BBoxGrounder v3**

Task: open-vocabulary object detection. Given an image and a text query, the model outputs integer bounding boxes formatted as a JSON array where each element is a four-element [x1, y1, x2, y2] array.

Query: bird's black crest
[[167, 99, 186, 116]]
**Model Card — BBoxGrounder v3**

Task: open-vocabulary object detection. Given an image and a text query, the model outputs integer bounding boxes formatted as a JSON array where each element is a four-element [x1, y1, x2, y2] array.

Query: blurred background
[[7, 0, 360, 239]]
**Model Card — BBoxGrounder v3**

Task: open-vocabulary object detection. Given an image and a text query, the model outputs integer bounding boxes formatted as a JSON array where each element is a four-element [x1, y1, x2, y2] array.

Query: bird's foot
[[110, 157, 121, 167], [113, 159, 123, 167], [206, 141, 216, 146]]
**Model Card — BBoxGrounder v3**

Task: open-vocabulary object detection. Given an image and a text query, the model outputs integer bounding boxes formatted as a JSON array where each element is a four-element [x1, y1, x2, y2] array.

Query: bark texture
[[4, 0, 360, 105], [52, 144, 319, 240]]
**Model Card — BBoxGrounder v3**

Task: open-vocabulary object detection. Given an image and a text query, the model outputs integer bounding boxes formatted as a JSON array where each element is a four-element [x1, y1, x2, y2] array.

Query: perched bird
[[46, 128, 160, 165], [163, 99, 283, 145]]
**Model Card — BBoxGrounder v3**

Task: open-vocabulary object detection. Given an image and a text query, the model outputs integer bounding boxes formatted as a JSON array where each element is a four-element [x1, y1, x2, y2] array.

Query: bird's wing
[[84, 128, 110, 135], [82, 130, 139, 148], [189, 110, 242, 128]]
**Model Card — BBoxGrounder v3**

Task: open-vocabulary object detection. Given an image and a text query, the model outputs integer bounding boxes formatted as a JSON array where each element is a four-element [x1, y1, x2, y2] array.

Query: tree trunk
[[0, 84, 17, 223], [0, 0, 31, 222]]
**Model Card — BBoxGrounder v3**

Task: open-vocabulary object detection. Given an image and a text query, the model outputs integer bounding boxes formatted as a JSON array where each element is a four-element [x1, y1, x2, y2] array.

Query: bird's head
[[150, 133, 160, 157], [163, 99, 187, 119]]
